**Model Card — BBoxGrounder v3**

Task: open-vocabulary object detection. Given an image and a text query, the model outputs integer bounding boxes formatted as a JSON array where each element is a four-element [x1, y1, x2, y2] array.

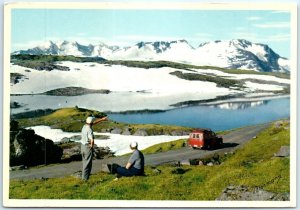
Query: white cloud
[[266, 34, 290, 42], [253, 21, 290, 28], [232, 31, 290, 43], [247, 16, 262, 21], [270, 10, 290, 14]]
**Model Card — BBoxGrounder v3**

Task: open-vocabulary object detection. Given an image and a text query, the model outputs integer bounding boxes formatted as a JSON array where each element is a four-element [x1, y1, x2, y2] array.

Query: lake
[[11, 94, 290, 131], [108, 97, 290, 131]]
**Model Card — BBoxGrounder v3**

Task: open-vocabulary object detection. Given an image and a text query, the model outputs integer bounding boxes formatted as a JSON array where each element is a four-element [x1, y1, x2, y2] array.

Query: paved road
[[10, 123, 270, 180]]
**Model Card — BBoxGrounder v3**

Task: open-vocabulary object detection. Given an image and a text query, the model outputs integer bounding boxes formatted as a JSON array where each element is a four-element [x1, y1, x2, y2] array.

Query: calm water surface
[[108, 97, 290, 131]]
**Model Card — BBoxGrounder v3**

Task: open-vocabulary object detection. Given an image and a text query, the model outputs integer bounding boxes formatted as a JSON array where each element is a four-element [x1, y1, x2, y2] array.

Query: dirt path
[[9, 123, 270, 180]]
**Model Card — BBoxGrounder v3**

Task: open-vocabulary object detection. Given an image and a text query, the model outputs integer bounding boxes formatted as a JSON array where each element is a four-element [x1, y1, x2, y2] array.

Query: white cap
[[130, 141, 138, 148], [86, 116, 95, 124]]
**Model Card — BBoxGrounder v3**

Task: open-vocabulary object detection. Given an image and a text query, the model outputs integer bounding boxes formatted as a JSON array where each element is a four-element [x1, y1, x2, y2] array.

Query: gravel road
[[9, 123, 270, 180]]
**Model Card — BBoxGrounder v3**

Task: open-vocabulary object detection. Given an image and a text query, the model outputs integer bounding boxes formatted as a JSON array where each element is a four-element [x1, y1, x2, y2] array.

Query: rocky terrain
[[41, 87, 111, 96], [217, 185, 289, 201], [9, 120, 114, 168]]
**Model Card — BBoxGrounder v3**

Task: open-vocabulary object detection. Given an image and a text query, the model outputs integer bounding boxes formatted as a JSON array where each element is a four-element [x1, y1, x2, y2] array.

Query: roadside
[[9, 123, 270, 180]]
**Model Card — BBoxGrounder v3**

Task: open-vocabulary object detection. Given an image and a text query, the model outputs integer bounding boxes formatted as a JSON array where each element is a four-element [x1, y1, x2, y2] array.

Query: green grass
[[17, 107, 107, 132], [17, 107, 193, 134], [9, 121, 290, 200], [170, 70, 245, 89], [141, 139, 187, 154]]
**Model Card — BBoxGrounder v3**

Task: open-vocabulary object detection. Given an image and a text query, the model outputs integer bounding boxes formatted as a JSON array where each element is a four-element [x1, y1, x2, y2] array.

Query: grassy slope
[[9, 121, 290, 200], [17, 107, 192, 134], [142, 139, 187, 154]]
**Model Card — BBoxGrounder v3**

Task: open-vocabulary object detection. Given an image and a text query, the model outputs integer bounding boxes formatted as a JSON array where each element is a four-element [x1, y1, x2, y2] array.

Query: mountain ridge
[[12, 39, 289, 73]]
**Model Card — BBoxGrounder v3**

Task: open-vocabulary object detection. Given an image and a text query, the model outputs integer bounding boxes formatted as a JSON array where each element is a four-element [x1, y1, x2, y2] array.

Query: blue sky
[[11, 8, 291, 58]]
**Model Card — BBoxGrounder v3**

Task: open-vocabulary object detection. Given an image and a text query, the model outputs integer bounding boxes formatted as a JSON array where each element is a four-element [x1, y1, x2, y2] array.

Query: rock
[[122, 126, 132, 135], [122, 127, 132, 135], [207, 162, 214, 166], [122, 130, 131, 135], [170, 130, 190, 136], [171, 167, 186, 174], [274, 146, 290, 157], [111, 128, 122, 134], [59, 142, 114, 162], [198, 161, 204, 166], [10, 165, 26, 171], [133, 129, 148, 136], [180, 159, 191, 166], [71, 171, 82, 179], [152, 168, 161, 175], [60, 142, 82, 162], [60, 137, 72, 144], [217, 185, 290, 201], [170, 130, 183, 136], [101, 128, 108, 133], [10, 128, 63, 167], [70, 135, 81, 141], [10, 101, 22, 108], [93, 146, 114, 159], [274, 121, 283, 128]]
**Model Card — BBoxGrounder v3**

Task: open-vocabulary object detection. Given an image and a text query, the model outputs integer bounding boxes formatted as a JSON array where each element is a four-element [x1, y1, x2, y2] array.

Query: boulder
[[133, 129, 148, 136], [60, 142, 82, 162], [111, 128, 122, 134], [60, 137, 72, 144], [10, 165, 26, 171], [274, 146, 290, 157], [180, 159, 191, 166], [93, 146, 114, 159], [59, 142, 114, 162], [122, 127, 132, 135], [217, 185, 290, 201], [10, 128, 63, 167], [198, 161, 204, 166]]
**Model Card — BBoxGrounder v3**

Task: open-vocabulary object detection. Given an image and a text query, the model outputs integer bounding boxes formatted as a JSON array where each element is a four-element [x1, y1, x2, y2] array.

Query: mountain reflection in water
[[208, 100, 268, 110]]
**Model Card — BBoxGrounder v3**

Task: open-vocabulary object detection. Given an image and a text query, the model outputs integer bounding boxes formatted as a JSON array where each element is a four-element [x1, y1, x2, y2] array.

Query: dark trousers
[[116, 166, 142, 177], [81, 144, 93, 180]]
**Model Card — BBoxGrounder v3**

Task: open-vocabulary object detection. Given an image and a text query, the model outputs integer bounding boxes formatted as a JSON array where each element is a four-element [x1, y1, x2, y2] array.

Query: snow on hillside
[[12, 39, 290, 72], [10, 62, 231, 95], [10, 61, 289, 114], [27, 125, 187, 156]]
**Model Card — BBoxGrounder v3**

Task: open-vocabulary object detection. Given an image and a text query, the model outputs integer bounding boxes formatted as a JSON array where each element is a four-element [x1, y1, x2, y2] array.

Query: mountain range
[[13, 39, 289, 72]]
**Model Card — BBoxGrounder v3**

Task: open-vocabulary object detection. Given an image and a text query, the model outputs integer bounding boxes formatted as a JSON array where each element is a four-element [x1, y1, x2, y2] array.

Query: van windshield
[[192, 133, 203, 140]]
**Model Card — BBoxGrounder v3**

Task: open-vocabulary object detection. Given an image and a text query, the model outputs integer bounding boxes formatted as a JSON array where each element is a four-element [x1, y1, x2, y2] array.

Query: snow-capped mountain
[[12, 39, 289, 72]]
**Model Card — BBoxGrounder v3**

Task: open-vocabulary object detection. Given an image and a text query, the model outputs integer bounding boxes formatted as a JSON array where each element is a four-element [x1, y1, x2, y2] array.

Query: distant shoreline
[[11, 93, 290, 119]]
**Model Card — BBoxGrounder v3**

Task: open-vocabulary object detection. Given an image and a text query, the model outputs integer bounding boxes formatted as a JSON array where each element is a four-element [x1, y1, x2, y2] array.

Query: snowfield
[[11, 62, 230, 94], [10, 61, 289, 113], [27, 125, 187, 156]]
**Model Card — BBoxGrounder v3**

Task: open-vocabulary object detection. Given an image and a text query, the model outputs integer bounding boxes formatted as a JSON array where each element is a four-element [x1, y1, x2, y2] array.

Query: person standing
[[81, 116, 107, 181], [115, 141, 145, 180]]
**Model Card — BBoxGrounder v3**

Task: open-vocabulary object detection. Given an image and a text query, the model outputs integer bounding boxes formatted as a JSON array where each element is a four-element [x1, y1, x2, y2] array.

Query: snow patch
[[27, 125, 187, 156]]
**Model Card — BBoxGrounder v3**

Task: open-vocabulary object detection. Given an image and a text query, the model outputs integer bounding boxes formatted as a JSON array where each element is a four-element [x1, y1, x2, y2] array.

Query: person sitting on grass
[[114, 141, 144, 180]]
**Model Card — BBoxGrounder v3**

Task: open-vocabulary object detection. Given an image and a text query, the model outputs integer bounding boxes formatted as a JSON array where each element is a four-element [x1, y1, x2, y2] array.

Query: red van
[[188, 129, 223, 149]]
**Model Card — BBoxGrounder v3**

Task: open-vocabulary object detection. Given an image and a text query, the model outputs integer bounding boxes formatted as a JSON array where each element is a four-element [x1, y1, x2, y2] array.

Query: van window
[[196, 134, 199, 138]]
